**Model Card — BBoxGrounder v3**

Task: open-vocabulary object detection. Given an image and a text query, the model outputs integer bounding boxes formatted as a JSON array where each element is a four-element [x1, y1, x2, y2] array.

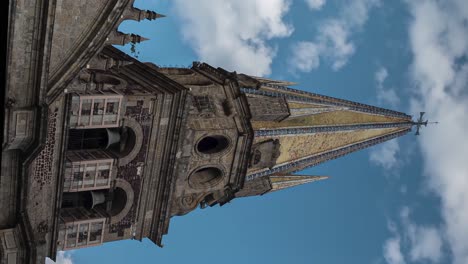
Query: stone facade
[[1, 1, 416, 263]]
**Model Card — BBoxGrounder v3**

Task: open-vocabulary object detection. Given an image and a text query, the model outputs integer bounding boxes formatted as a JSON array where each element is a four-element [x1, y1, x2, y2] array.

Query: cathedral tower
[[2, 1, 418, 263]]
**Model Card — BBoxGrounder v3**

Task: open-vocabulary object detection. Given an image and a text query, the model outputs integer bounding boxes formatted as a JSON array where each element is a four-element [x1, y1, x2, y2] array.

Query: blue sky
[[50, 0, 468, 263]]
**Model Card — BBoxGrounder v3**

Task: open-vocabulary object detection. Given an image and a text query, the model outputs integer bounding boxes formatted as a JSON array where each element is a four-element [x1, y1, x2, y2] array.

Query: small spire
[[123, 7, 166, 22], [253, 76, 297, 86], [132, 34, 149, 43], [147, 11, 165, 20], [412, 112, 438, 135], [269, 175, 329, 192]]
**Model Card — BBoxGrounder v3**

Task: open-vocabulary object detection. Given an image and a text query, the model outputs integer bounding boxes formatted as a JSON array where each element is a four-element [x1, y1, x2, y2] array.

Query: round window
[[196, 135, 230, 154], [189, 167, 223, 188]]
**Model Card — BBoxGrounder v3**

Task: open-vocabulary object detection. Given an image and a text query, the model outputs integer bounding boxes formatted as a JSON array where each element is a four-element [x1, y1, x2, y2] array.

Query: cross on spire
[[413, 112, 438, 135]]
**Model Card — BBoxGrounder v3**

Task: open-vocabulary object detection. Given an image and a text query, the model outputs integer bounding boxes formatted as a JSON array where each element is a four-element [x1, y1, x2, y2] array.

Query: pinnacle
[[269, 175, 329, 192]]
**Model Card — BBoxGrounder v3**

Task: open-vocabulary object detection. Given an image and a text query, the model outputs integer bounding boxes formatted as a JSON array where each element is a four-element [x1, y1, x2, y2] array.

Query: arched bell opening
[[60, 184, 133, 222], [61, 191, 109, 211], [68, 128, 121, 151], [67, 126, 138, 158], [189, 167, 224, 189], [196, 135, 230, 155], [59, 189, 114, 250], [112, 127, 136, 157]]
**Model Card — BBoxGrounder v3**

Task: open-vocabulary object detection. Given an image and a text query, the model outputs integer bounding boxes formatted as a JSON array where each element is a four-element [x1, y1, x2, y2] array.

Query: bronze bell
[[106, 128, 121, 149]]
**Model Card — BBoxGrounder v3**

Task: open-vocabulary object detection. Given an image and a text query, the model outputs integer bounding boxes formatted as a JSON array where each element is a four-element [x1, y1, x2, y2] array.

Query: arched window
[[196, 135, 230, 154]]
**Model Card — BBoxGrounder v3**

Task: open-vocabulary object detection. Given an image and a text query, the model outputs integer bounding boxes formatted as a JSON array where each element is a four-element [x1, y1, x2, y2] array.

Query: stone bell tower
[[153, 63, 414, 216], [2, 1, 418, 263]]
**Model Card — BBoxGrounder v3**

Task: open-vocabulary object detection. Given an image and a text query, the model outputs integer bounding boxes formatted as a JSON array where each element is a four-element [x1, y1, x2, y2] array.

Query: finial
[[106, 31, 150, 46], [146, 11, 165, 20], [412, 112, 438, 135], [123, 7, 166, 22]]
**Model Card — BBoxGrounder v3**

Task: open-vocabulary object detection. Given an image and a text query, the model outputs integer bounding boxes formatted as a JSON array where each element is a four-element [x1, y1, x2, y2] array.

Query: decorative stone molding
[[0, 227, 25, 264], [4, 109, 35, 151]]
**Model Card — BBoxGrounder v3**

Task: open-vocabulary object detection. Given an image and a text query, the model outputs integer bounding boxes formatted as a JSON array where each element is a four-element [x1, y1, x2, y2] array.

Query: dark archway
[[196, 135, 230, 154], [68, 128, 120, 150], [109, 187, 127, 216], [61, 191, 107, 210]]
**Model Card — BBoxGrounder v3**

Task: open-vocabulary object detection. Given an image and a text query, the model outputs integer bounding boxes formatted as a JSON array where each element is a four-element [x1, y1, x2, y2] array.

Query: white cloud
[[383, 208, 443, 264], [369, 67, 402, 170], [45, 252, 74, 264], [375, 67, 400, 108], [289, 0, 380, 72], [375, 66, 388, 85], [410, 227, 443, 262], [406, 0, 468, 263], [319, 20, 356, 70], [400, 207, 444, 263], [305, 0, 326, 10], [383, 237, 406, 264], [289, 41, 320, 72], [173, 0, 293, 76], [370, 140, 401, 170]]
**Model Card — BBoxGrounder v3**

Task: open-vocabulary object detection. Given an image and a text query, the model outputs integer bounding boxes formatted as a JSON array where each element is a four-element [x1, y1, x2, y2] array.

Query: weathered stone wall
[[165, 67, 253, 216], [247, 139, 281, 172], [246, 95, 290, 122], [49, 0, 109, 77], [170, 84, 240, 215], [0, 151, 19, 228], [24, 96, 67, 262], [235, 177, 271, 197]]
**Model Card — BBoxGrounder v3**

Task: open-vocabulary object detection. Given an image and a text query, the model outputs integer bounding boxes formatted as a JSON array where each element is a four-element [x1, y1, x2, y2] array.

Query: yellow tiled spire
[[269, 175, 329, 192], [241, 82, 413, 180]]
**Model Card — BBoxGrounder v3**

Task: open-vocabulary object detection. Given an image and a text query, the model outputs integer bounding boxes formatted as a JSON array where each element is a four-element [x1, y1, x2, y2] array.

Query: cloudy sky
[[49, 0, 468, 263]]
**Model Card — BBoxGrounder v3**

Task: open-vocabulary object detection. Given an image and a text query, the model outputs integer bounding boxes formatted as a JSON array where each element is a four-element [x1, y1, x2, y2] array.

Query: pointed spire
[[241, 84, 411, 120], [250, 76, 297, 87], [268, 175, 329, 192], [122, 7, 166, 22], [236, 174, 328, 198], [246, 126, 411, 181]]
